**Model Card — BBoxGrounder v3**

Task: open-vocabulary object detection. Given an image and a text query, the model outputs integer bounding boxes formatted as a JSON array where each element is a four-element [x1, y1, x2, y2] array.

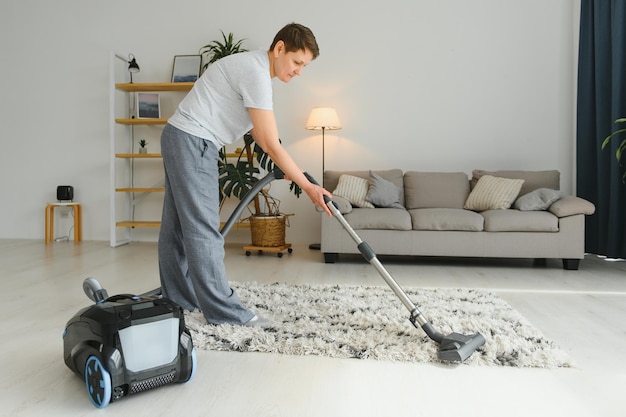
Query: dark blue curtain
[[577, 0, 626, 259]]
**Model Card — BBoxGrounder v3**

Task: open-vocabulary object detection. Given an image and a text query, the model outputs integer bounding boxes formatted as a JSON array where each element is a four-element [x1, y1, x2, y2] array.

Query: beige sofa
[[321, 169, 596, 270]]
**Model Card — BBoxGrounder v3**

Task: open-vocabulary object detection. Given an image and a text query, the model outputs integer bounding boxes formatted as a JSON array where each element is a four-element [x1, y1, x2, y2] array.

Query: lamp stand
[[309, 126, 326, 251], [321, 126, 326, 188]]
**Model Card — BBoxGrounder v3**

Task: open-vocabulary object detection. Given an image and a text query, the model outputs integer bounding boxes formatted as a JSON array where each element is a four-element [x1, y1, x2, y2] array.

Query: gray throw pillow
[[366, 171, 404, 209], [513, 188, 562, 211]]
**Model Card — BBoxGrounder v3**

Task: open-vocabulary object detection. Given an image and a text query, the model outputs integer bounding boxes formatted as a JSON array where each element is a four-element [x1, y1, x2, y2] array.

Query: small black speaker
[[57, 186, 74, 201]]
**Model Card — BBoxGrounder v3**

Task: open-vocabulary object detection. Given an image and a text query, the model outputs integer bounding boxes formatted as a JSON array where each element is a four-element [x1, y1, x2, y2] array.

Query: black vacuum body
[[63, 279, 196, 408]]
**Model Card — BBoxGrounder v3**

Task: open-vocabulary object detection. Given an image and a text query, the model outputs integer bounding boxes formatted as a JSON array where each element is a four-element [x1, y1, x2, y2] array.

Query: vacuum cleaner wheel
[[85, 355, 112, 408], [183, 348, 198, 383]]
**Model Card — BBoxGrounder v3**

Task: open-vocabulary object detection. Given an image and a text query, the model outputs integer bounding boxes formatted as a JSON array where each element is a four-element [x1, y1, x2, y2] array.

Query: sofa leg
[[324, 253, 338, 264], [562, 259, 580, 270]]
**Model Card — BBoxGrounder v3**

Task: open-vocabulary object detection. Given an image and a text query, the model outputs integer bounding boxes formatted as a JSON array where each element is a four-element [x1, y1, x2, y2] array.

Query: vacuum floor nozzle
[[437, 332, 486, 362]]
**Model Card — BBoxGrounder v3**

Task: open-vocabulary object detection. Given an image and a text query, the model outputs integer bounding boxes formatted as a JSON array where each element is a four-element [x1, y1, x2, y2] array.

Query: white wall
[[0, 0, 578, 244]]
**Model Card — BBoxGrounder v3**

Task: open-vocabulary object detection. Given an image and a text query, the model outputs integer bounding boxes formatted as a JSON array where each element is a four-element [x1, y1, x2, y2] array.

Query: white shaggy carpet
[[185, 283, 573, 368]]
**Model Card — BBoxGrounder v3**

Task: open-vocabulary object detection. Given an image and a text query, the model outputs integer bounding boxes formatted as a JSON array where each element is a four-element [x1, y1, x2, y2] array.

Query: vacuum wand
[[304, 172, 486, 362]]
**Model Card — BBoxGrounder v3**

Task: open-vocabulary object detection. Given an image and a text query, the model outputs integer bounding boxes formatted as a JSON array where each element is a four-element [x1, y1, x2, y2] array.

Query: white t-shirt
[[168, 49, 273, 148]]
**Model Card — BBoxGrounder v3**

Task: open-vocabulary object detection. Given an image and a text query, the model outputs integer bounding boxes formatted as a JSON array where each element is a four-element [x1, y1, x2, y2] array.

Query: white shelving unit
[[108, 51, 193, 247]]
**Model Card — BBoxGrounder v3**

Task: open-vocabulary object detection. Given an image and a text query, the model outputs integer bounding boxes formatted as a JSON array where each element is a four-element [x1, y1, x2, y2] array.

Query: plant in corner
[[602, 118, 626, 182]]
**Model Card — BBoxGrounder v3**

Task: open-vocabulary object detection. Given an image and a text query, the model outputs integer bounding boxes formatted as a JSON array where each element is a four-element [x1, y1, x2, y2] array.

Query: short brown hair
[[269, 23, 319, 59]]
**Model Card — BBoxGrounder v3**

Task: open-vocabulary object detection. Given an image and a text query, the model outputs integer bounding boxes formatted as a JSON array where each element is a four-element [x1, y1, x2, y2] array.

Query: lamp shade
[[305, 107, 341, 130]]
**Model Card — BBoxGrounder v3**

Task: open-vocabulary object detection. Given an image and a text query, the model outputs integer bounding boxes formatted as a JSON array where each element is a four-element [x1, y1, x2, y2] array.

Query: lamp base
[[308, 243, 321, 251]]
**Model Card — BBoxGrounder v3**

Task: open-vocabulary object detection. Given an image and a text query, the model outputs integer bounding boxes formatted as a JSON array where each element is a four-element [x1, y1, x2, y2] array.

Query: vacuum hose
[[220, 168, 285, 236]]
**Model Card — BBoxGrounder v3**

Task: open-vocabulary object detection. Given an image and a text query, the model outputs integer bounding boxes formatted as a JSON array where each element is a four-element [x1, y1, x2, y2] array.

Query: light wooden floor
[[1, 239, 625, 417]]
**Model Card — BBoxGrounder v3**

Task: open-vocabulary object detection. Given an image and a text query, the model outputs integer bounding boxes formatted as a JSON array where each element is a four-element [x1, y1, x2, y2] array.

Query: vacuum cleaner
[[62, 169, 280, 408], [64, 168, 484, 410], [63, 278, 197, 408], [62, 170, 286, 409], [226, 169, 486, 363]]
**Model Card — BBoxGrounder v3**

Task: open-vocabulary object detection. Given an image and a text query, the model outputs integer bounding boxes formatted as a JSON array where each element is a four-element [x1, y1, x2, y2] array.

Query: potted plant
[[199, 31, 248, 74], [219, 133, 302, 247], [138, 139, 148, 154], [602, 117, 626, 182]]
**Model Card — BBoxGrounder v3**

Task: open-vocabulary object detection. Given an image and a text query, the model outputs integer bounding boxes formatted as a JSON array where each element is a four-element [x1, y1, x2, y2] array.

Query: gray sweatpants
[[158, 123, 254, 325]]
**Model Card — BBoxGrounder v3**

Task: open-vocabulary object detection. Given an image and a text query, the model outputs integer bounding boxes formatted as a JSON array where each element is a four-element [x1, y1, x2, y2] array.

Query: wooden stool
[[45, 202, 82, 244]]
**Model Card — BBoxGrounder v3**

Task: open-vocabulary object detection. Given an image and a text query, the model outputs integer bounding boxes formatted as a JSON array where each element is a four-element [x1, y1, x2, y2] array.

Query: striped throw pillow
[[464, 175, 524, 211], [333, 175, 375, 208]]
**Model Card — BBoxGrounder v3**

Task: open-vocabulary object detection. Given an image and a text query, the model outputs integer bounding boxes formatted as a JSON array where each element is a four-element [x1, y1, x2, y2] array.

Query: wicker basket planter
[[249, 215, 289, 247]]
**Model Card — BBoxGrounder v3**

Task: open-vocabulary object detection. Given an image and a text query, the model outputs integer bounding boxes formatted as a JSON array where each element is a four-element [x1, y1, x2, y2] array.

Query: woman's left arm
[[248, 108, 332, 216]]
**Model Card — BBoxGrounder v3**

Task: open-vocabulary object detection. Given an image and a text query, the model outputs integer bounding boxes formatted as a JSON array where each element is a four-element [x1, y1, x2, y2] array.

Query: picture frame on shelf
[[171, 55, 201, 82], [136, 92, 161, 119]]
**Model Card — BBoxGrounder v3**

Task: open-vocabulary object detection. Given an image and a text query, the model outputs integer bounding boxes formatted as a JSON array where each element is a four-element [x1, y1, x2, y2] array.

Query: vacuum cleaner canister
[[63, 278, 197, 408]]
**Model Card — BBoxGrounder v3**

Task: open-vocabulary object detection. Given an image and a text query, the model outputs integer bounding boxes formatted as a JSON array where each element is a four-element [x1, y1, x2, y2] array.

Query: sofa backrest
[[324, 169, 405, 204], [323, 169, 561, 209], [404, 172, 470, 209], [470, 170, 560, 195]]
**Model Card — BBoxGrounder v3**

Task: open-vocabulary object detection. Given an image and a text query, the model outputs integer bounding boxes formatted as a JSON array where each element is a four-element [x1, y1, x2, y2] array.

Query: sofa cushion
[[409, 208, 484, 231], [332, 174, 375, 208], [482, 210, 558, 232], [366, 171, 404, 208], [471, 169, 560, 195], [464, 175, 524, 211], [404, 172, 470, 209], [344, 208, 412, 230], [513, 188, 562, 211]]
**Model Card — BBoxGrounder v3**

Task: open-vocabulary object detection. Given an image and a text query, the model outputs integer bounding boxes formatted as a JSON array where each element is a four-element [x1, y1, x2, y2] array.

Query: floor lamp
[[305, 107, 342, 250]]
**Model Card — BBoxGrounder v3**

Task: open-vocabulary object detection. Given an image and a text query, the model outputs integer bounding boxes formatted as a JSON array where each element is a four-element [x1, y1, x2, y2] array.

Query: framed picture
[[171, 55, 201, 82], [136, 92, 161, 119]]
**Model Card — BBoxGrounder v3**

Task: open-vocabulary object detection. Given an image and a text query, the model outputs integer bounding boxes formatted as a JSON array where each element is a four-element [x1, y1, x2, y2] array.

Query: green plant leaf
[[246, 137, 303, 196], [602, 128, 626, 150], [602, 118, 626, 183], [218, 161, 259, 200], [199, 30, 248, 72], [290, 182, 302, 197], [617, 139, 626, 162]]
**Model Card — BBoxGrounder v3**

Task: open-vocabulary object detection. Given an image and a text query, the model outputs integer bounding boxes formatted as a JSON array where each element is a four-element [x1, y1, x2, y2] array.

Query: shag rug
[[185, 282, 573, 368]]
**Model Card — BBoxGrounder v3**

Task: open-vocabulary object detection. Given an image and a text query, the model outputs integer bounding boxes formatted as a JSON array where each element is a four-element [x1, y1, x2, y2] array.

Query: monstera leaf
[[218, 160, 260, 201]]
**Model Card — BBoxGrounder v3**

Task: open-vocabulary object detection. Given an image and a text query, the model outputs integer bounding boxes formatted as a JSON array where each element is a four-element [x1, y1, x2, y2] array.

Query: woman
[[158, 23, 332, 327]]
